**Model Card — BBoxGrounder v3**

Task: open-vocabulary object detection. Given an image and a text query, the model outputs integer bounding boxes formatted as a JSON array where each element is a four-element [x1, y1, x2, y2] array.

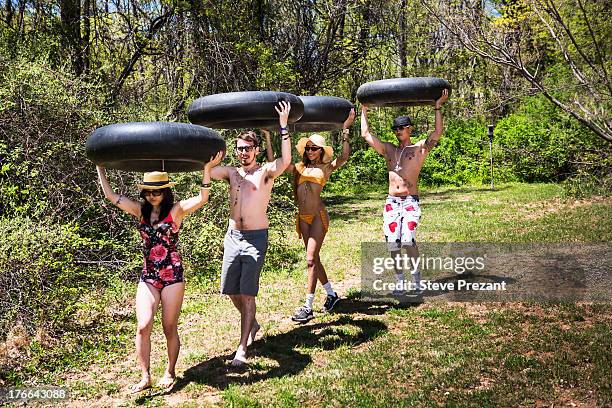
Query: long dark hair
[[139, 187, 174, 224], [300, 147, 323, 166]]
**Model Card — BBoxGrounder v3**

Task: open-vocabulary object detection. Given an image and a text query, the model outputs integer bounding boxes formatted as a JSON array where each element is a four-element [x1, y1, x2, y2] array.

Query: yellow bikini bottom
[[296, 210, 329, 239]]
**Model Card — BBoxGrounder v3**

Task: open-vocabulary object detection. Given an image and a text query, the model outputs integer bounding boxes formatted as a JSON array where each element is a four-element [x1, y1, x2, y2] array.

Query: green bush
[[562, 166, 612, 198], [495, 95, 611, 194], [419, 118, 493, 186], [495, 98, 569, 182], [0, 217, 103, 337], [0, 57, 107, 220], [327, 148, 388, 192]]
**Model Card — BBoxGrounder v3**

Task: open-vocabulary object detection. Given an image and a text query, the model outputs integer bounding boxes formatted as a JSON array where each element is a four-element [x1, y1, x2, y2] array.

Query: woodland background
[[0, 0, 610, 384]]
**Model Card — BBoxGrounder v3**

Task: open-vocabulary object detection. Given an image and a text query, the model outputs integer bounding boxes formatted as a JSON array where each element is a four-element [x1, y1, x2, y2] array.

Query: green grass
[[8, 183, 611, 407], [325, 182, 611, 244], [234, 303, 610, 407]]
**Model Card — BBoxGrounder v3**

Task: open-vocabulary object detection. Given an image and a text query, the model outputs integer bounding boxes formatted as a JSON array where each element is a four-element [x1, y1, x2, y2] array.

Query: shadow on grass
[[323, 191, 385, 207], [333, 291, 422, 314], [169, 315, 387, 393]]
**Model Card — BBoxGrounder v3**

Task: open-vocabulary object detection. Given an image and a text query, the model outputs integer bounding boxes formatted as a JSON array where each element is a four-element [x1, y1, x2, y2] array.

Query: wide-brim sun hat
[[137, 171, 177, 190], [296, 134, 334, 163]]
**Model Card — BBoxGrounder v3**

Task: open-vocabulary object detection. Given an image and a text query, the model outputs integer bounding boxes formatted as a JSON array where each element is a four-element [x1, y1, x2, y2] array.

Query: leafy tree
[[421, 0, 612, 141]]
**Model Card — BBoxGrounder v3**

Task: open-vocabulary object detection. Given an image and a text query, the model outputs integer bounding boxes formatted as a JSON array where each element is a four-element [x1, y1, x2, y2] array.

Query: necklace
[[234, 165, 259, 206], [394, 145, 409, 172], [239, 165, 259, 177]]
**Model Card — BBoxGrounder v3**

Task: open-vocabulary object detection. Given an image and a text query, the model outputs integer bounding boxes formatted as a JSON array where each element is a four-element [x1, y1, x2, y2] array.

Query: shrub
[[0, 57, 108, 220], [0, 217, 102, 338], [419, 118, 493, 186], [327, 148, 388, 192], [495, 95, 611, 194]]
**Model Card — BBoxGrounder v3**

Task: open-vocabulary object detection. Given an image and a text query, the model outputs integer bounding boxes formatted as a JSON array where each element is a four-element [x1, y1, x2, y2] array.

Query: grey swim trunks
[[221, 228, 268, 296]]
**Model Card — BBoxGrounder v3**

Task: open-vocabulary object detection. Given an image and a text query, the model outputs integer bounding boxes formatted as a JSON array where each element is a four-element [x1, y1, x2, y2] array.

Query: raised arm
[[423, 89, 449, 152], [174, 151, 224, 222], [265, 101, 292, 178], [263, 128, 294, 173], [263, 130, 275, 163], [96, 166, 141, 218], [331, 108, 355, 170], [361, 106, 387, 156]]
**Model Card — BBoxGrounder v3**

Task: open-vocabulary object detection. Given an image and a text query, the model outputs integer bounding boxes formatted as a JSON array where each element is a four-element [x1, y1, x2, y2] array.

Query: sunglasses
[[236, 146, 256, 153], [144, 190, 164, 197], [393, 125, 411, 131], [305, 146, 322, 152]]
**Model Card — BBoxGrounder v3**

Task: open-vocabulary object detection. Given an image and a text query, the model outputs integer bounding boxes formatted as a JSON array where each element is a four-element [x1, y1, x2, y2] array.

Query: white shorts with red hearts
[[383, 195, 421, 251]]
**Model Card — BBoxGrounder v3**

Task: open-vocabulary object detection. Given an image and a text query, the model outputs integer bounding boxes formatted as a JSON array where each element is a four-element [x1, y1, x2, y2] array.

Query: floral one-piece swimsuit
[[137, 212, 185, 290]]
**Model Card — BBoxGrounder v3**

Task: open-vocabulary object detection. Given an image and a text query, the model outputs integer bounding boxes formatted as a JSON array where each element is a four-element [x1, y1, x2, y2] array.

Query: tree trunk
[[17, 0, 26, 34], [83, 0, 91, 74], [60, 0, 84, 76], [399, 0, 407, 77], [4, 0, 13, 26]]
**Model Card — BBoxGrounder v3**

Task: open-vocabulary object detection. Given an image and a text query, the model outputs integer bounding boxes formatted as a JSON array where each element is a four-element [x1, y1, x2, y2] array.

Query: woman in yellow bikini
[[264, 108, 355, 322]]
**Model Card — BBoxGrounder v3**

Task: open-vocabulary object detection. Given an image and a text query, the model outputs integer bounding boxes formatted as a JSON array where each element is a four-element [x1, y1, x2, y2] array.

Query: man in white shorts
[[361, 89, 449, 297]]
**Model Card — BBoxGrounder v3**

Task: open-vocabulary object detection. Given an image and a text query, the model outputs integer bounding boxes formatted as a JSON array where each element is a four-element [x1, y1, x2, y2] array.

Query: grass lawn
[[12, 183, 611, 407]]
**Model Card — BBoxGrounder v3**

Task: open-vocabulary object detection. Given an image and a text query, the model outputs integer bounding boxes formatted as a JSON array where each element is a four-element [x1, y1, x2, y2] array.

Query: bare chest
[[230, 169, 273, 197], [386, 146, 425, 173]]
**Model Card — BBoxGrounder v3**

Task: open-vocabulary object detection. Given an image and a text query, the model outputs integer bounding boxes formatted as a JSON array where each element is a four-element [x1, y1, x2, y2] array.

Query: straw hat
[[296, 134, 334, 163], [137, 171, 177, 190]]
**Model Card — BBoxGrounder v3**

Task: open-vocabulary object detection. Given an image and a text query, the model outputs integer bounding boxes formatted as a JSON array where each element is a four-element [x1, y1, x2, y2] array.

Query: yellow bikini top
[[295, 162, 329, 187]]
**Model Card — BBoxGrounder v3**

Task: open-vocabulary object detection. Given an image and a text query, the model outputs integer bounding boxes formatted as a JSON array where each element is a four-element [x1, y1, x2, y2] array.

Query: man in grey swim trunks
[[211, 101, 291, 366], [361, 90, 449, 297]]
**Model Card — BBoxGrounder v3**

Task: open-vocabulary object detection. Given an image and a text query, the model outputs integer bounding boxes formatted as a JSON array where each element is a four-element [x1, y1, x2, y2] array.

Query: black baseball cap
[[392, 116, 413, 129]]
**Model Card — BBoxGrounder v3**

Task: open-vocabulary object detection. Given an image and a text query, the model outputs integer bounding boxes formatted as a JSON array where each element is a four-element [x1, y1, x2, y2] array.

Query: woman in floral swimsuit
[[96, 151, 223, 393]]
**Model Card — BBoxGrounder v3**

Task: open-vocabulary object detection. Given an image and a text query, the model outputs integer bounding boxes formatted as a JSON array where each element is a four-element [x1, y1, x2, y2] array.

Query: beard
[[240, 155, 255, 166]]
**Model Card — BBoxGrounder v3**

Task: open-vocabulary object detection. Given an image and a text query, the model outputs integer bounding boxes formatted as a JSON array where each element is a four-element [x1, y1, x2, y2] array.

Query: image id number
[[1, 387, 68, 401]]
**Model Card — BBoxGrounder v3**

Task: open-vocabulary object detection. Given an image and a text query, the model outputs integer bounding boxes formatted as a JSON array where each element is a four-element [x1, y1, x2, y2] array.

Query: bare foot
[[247, 321, 260, 346], [156, 373, 176, 390], [128, 377, 151, 394], [231, 347, 247, 367]]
